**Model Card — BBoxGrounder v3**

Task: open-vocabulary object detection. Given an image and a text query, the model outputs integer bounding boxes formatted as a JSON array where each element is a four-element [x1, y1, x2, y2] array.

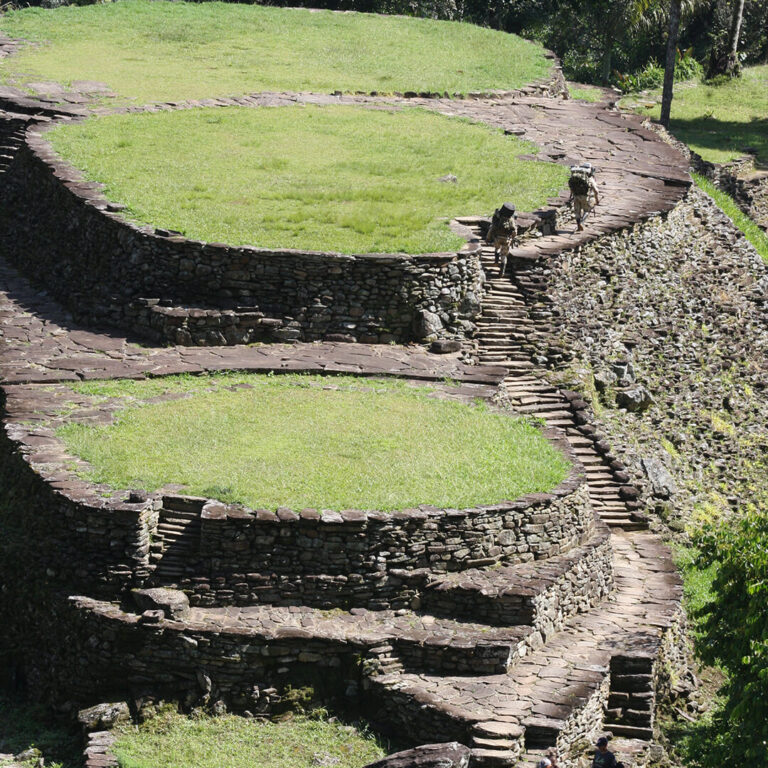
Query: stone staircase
[[147, 498, 203, 586], [473, 237, 647, 532]]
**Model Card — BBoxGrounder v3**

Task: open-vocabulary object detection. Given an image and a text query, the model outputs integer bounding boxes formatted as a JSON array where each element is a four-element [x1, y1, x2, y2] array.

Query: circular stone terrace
[[0, 6, 687, 768]]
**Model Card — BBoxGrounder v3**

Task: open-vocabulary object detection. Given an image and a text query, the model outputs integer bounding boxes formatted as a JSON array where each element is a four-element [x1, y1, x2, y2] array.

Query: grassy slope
[[113, 712, 385, 768], [57, 374, 570, 512], [47, 106, 568, 254], [693, 173, 768, 262], [0, 0, 551, 102], [631, 66, 768, 165]]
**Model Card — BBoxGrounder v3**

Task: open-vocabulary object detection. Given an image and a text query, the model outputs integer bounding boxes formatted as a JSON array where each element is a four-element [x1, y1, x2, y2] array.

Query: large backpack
[[569, 167, 590, 197]]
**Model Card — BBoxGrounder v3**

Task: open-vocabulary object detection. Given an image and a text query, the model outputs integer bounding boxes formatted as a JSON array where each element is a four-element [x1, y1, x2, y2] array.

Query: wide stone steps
[[187, 603, 534, 677], [408, 522, 612, 633], [365, 533, 681, 767]]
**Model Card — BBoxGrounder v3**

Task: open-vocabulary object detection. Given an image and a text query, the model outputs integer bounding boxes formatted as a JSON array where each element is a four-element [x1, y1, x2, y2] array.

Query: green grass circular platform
[[48, 105, 568, 254], [0, 0, 552, 102], [58, 374, 571, 512]]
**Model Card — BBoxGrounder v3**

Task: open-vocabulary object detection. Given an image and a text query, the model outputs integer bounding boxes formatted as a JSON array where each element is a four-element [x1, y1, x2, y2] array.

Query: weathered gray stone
[[615, 386, 653, 413], [362, 743, 471, 768], [132, 588, 190, 619], [77, 701, 130, 732]]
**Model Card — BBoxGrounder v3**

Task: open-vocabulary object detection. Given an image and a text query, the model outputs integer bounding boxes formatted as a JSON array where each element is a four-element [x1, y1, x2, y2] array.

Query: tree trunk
[[726, 0, 746, 76], [660, 0, 682, 128], [600, 36, 614, 83]]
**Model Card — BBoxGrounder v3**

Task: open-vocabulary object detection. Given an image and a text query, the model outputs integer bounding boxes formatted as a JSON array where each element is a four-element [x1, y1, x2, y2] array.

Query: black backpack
[[569, 167, 590, 197]]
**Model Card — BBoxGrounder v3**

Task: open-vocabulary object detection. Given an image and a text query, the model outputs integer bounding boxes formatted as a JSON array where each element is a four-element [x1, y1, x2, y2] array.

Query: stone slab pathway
[[0, 258, 502, 387]]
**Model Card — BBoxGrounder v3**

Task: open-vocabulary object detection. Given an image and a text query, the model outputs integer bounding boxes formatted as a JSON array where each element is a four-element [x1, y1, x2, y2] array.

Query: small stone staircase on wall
[[147, 497, 203, 587]]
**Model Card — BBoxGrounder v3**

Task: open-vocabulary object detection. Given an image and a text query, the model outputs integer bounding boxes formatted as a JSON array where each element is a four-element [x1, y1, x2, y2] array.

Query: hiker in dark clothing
[[569, 162, 600, 232], [485, 201, 518, 276], [592, 736, 620, 768]]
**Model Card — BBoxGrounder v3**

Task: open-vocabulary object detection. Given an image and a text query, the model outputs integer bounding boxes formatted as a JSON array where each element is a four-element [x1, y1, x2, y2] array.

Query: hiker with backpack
[[568, 162, 600, 232], [485, 201, 518, 277]]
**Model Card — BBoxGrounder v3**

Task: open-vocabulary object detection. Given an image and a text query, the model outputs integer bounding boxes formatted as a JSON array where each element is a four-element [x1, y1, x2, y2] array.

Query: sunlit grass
[[47, 105, 569, 253], [627, 66, 768, 164], [58, 373, 570, 511], [0, 0, 551, 103], [112, 711, 385, 768]]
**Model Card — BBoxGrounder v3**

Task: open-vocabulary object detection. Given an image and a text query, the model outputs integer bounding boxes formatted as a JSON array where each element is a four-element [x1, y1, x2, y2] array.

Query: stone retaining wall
[[0, 118, 484, 346], [151, 464, 593, 610], [0, 417, 154, 597]]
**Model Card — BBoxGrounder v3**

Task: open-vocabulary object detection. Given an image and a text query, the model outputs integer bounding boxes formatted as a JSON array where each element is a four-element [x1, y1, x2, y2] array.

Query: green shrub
[[692, 511, 768, 764], [615, 49, 702, 93]]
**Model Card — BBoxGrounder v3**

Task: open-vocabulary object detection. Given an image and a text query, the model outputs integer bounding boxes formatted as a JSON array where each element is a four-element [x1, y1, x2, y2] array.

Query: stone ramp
[[365, 532, 681, 765]]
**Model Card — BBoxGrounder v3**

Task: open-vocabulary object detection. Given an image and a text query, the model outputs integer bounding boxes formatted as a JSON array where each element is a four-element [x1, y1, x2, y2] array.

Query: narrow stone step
[[469, 748, 518, 767], [603, 723, 653, 740]]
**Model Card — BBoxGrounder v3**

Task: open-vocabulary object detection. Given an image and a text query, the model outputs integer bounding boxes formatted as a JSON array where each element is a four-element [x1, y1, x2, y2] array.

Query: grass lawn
[[57, 373, 570, 512], [568, 86, 604, 103], [693, 173, 768, 262], [0, 0, 551, 103], [112, 711, 385, 768], [47, 105, 568, 254], [627, 66, 768, 165]]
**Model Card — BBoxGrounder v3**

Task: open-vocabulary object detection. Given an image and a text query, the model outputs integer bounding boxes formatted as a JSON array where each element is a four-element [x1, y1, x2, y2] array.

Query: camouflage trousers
[[492, 235, 514, 276], [573, 194, 593, 222]]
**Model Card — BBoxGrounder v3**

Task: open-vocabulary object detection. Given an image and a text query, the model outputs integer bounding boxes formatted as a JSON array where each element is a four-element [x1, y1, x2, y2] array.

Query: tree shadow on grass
[[670, 115, 768, 166], [0, 688, 81, 768]]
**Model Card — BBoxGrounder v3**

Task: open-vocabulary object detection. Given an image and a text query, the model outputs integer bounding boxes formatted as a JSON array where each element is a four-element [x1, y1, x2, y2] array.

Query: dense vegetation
[[48, 106, 567, 254], [0, 689, 81, 768], [112, 711, 385, 768], [58, 374, 570, 511], [0, 0, 551, 101]]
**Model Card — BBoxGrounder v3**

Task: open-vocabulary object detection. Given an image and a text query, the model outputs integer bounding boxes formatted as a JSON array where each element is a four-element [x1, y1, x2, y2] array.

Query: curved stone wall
[[149, 459, 593, 610], [0, 118, 484, 346], [1, 376, 594, 610]]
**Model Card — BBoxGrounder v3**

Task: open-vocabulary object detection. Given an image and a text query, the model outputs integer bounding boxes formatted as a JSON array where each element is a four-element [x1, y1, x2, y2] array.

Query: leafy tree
[[695, 510, 768, 763]]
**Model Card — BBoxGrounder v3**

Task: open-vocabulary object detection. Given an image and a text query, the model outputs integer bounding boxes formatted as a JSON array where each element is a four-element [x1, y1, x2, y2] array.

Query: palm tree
[[726, 0, 746, 76], [660, 0, 682, 127]]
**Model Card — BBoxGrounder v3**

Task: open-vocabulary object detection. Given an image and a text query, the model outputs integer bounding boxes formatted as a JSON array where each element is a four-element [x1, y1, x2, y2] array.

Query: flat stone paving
[[0, 84, 690, 766], [0, 259, 502, 387]]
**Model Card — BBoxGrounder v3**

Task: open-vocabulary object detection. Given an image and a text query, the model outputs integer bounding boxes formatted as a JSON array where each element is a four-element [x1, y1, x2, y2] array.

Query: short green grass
[[568, 86, 604, 103], [693, 173, 768, 262], [0, 0, 551, 103], [47, 105, 569, 253], [112, 711, 385, 768], [628, 66, 768, 164], [57, 373, 570, 511]]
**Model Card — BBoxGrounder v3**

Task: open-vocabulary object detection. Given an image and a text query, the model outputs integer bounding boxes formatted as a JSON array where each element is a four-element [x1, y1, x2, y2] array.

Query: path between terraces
[[0, 91, 688, 766]]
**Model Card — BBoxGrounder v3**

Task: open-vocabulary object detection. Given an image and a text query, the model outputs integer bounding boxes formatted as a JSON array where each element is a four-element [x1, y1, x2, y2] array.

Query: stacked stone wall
[[175, 471, 593, 609], [0, 122, 484, 345], [691, 151, 768, 233], [0, 418, 154, 597]]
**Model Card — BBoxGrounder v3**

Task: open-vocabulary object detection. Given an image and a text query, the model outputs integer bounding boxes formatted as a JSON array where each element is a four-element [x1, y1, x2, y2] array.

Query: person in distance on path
[[568, 162, 600, 232], [485, 201, 518, 276]]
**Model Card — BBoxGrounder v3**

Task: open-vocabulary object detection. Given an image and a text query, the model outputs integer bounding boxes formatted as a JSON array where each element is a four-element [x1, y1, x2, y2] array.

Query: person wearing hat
[[485, 202, 518, 277], [592, 736, 619, 768]]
